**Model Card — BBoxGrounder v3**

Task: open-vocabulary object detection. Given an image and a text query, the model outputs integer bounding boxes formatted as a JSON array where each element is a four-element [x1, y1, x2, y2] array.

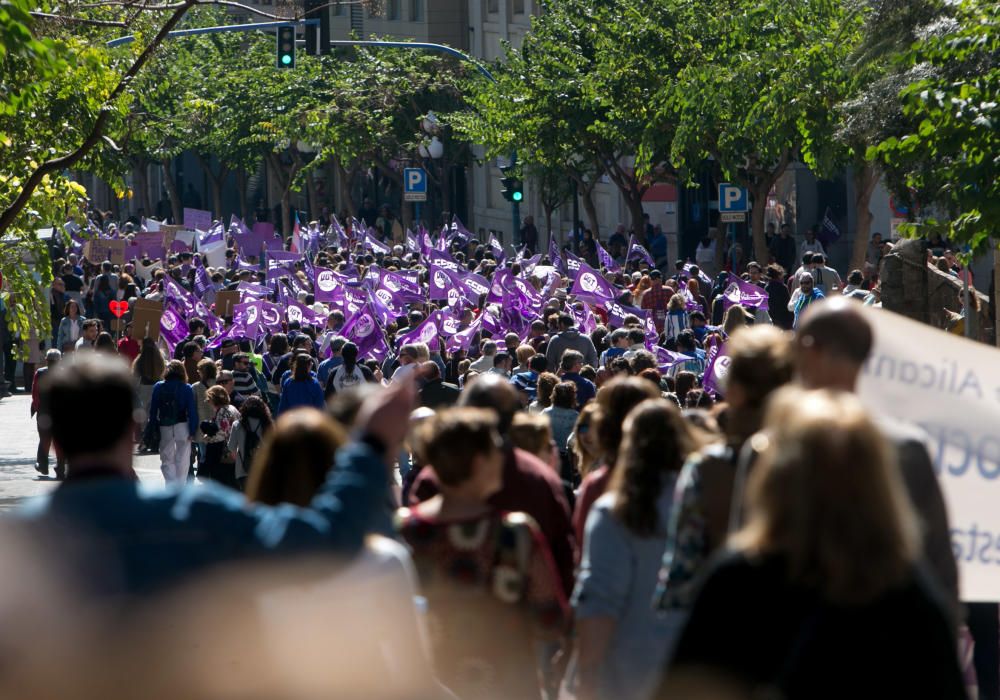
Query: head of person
[[94, 332, 116, 354], [674, 371, 697, 401], [572, 403, 600, 475], [480, 340, 497, 358], [668, 293, 687, 313], [45, 348, 61, 369], [292, 352, 314, 381], [560, 349, 584, 375], [794, 297, 873, 392], [493, 352, 512, 373], [593, 377, 660, 465], [871, 232, 883, 246], [38, 353, 139, 476], [736, 388, 919, 604], [509, 413, 557, 467], [458, 372, 521, 436], [610, 399, 703, 536], [398, 344, 420, 367], [188, 319, 207, 337], [722, 305, 750, 337], [798, 271, 815, 295], [217, 370, 235, 394], [527, 353, 548, 375], [557, 313, 576, 332], [515, 345, 535, 369], [415, 408, 504, 501], [722, 324, 794, 428], [81, 319, 100, 342], [163, 359, 187, 382], [813, 254, 826, 268], [767, 263, 785, 281], [245, 408, 347, 507], [196, 357, 217, 385], [534, 372, 559, 409], [203, 386, 230, 413], [64, 300, 81, 319], [551, 381, 578, 410], [847, 269, 864, 287], [608, 328, 629, 349], [183, 341, 202, 361], [649, 269, 663, 287], [340, 341, 360, 371], [628, 349, 657, 375], [801, 252, 814, 269], [233, 353, 251, 373]]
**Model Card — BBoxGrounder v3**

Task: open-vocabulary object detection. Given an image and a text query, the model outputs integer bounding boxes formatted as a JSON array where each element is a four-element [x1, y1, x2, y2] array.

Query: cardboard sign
[[183, 208, 213, 232], [133, 232, 167, 259], [84, 239, 126, 265], [214, 290, 240, 318], [130, 298, 163, 342]]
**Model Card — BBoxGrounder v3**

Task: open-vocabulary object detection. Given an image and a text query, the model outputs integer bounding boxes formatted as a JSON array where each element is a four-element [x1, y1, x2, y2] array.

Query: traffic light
[[276, 26, 295, 68], [501, 177, 524, 203], [303, 0, 330, 56]]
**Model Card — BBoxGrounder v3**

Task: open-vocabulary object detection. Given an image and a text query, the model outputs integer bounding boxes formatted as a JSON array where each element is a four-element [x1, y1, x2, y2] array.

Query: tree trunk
[[132, 159, 152, 217], [160, 159, 183, 224], [281, 191, 291, 242], [543, 203, 554, 251], [194, 154, 228, 219], [625, 189, 646, 245], [305, 169, 319, 221], [749, 182, 770, 267], [235, 167, 248, 221], [850, 162, 879, 273], [580, 186, 600, 239]]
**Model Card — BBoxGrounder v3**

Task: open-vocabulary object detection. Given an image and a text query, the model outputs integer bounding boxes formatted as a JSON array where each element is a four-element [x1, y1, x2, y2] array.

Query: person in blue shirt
[[600, 328, 630, 367], [559, 349, 597, 408], [317, 336, 347, 386], [511, 353, 548, 406], [15, 352, 412, 599], [673, 330, 707, 376], [277, 352, 325, 415], [147, 360, 199, 484]]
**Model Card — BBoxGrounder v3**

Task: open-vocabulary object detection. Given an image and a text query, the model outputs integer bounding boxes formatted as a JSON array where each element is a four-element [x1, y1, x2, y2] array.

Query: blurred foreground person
[[399, 408, 570, 700], [16, 352, 413, 599], [660, 390, 966, 700]]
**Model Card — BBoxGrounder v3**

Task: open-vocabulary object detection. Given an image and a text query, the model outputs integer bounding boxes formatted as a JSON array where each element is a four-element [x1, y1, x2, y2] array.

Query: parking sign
[[718, 183, 748, 213], [404, 168, 427, 202]]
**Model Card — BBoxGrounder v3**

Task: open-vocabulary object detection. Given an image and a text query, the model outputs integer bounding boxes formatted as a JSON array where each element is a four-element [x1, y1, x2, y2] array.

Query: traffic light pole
[[106, 26, 521, 241]]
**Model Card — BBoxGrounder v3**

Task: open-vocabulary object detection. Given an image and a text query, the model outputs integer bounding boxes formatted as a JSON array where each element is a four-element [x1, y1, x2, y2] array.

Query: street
[[0, 392, 162, 512]]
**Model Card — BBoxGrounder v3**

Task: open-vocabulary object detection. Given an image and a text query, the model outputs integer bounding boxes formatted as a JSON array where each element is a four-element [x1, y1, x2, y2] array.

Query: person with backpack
[[325, 342, 375, 398], [147, 360, 199, 484], [228, 396, 273, 492]]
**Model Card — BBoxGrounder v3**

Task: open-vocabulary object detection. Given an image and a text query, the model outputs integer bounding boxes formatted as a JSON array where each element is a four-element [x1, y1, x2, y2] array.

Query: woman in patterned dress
[[397, 407, 570, 700]]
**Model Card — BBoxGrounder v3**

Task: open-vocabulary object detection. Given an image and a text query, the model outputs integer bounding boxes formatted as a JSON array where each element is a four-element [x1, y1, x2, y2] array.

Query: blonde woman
[[660, 390, 966, 699]]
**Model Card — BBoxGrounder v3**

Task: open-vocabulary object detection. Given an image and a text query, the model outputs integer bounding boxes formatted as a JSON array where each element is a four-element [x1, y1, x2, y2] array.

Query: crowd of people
[[1, 210, 989, 699]]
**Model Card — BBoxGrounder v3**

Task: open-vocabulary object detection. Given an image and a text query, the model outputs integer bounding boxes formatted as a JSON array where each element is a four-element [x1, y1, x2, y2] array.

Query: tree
[[870, 0, 998, 253], [660, 0, 864, 259]]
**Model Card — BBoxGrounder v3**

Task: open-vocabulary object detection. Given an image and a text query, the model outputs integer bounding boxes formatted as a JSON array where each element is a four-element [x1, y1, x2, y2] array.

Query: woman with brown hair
[[397, 407, 569, 700], [566, 399, 703, 700], [661, 390, 966, 699], [569, 403, 601, 481], [245, 408, 345, 507], [572, 377, 659, 549], [199, 385, 240, 489], [528, 371, 559, 414]]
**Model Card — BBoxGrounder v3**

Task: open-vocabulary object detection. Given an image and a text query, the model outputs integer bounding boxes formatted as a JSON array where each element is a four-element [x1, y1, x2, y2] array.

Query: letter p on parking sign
[[718, 183, 748, 213], [404, 168, 427, 202]]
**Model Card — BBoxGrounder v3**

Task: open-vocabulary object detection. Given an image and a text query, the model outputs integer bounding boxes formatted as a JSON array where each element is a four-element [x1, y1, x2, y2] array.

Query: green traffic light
[[281, 54, 292, 65], [512, 191, 523, 202]]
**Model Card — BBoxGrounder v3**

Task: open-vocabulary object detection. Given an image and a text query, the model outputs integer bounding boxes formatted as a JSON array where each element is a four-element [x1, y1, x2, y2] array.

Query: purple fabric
[[397, 310, 444, 348], [723, 273, 769, 310], [159, 303, 190, 354], [603, 300, 647, 327], [595, 239, 621, 272], [569, 262, 619, 305], [446, 317, 482, 353], [701, 342, 729, 396], [655, 346, 688, 373], [626, 235, 655, 267], [341, 304, 386, 361]]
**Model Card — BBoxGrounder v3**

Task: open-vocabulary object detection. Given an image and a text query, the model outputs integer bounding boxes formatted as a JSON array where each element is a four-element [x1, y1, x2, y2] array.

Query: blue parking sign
[[404, 168, 427, 201], [718, 183, 748, 213]]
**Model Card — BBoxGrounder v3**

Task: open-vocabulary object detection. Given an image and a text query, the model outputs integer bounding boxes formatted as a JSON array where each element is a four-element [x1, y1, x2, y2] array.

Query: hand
[[373, 367, 383, 383], [355, 373, 416, 460]]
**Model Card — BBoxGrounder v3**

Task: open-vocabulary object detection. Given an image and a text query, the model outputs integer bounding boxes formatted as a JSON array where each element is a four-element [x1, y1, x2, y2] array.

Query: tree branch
[[29, 11, 126, 27], [0, 0, 197, 237]]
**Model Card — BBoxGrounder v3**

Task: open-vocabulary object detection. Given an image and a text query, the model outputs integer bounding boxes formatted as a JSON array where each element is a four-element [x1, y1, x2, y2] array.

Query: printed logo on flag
[[262, 307, 280, 325], [246, 306, 259, 324], [447, 288, 461, 306], [383, 276, 401, 292], [162, 311, 178, 331], [376, 289, 393, 305], [433, 270, 449, 289], [287, 306, 303, 323], [317, 271, 336, 292], [580, 272, 599, 293], [355, 315, 375, 337]]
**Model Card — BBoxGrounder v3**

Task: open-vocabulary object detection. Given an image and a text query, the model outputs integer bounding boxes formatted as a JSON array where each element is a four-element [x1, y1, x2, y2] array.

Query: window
[[512, 0, 525, 14], [333, 0, 343, 15], [486, 0, 498, 14], [387, 0, 400, 19], [410, 0, 424, 21]]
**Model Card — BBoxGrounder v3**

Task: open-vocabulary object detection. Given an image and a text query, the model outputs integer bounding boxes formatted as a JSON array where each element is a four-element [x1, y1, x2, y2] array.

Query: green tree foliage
[[870, 0, 998, 253]]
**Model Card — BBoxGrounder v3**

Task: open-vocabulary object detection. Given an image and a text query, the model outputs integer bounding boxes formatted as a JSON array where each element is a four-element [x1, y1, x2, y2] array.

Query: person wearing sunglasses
[[787, 272, 824, 330]]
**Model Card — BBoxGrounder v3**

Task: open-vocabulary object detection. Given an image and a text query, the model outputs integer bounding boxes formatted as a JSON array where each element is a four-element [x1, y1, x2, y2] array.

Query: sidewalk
[[0, 393, 163, 512]]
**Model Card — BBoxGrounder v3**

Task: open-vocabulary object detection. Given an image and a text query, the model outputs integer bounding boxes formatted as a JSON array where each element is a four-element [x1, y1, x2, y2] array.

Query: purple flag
[[193, 264, 212, 298], [159, 303, 189, 354], [595, 239, 621, 272], [342, 303, 385, 361], [426, 248, 460, 273], [460, 271, 491, 302], [548, 237, 565, 275], [206, 323, 242, 351], [569, 302, 596, 335], [602, 300, 647, 328], [199, 221, 225, 248], [626, 235, 655, 268], [655, 346, 688, 373], [487, 233, 505, 262], [701, 342, 730, 396], [723, 273, 769, 311], [446, 316, 482, 354], [428, 263, 464, 305], [570, 262, 620, 305], [285, 299, 322, 327], [230, 215, 252, 237], [313, 266, 343, 303], [364, 230, 391, 255], [684, 263, 712, 286], [564, 250, 583, 275], [405, 229, 418, 253], [397, 310, 444, 348]]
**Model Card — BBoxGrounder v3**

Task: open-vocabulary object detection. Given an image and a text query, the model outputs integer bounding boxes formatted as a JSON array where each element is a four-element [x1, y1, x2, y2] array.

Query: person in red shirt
[[117, 325, 140, 363], [641, 269, 674, 333]]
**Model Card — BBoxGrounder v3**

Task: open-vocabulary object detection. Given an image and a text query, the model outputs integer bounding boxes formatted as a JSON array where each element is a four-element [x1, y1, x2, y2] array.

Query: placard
[[183, 208, 213, 232], [83, 239, 126, 265], [130, 299, 163, 342], [214, 290, 240, 318]]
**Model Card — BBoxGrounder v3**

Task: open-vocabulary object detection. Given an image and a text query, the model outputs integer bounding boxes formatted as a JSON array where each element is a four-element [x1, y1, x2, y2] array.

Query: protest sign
[[83, 239, 126, 265], [201, 240, 227, 268], [857, 307, 1000, 601], [183, 208, 213, 232], [130, 299, 163, 342], [214, 291, 240, 318], [134, 232, 166, 259]]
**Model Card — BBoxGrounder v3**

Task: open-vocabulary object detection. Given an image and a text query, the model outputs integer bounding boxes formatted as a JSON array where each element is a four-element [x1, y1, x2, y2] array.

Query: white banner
[[857, 308, 1000, 601]]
